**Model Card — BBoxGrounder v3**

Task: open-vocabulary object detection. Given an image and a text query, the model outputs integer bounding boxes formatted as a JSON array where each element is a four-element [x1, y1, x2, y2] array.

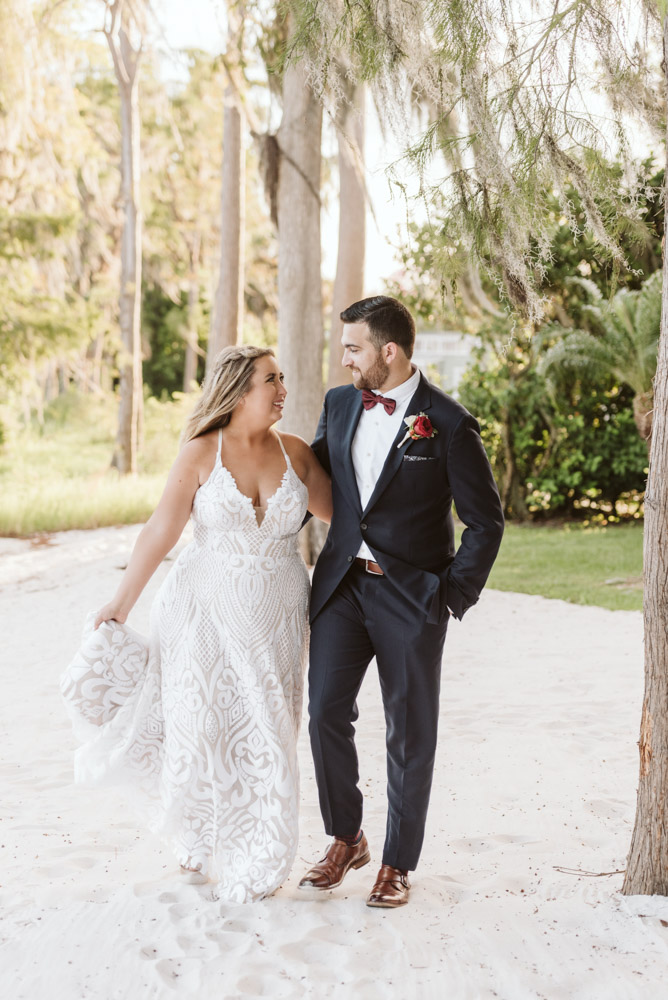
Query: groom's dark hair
[[340, 296, 416, 359]]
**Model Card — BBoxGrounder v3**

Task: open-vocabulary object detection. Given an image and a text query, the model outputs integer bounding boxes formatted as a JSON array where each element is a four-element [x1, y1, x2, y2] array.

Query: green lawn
[[483, 521, 643, 612]]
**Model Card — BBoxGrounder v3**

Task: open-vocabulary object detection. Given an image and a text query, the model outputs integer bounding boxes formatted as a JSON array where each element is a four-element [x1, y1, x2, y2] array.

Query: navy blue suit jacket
[[309, 372, 504, 625]]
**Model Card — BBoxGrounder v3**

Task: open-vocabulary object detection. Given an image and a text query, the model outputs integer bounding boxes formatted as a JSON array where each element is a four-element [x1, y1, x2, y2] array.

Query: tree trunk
[[183, 282, 199, 392], [632, 389, 653, 449], [91, 332, 105, 391], [106, 2, 143, 475], [500, 407, 529, 521], [184, 233, 202, 392], [277, 30, 324, 562], [622, 13, 668, 896], [327, 87, 365, 389], [208, 83, 245, 369]]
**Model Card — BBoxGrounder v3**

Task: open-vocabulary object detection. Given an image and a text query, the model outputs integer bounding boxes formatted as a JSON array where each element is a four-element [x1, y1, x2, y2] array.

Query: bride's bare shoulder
[[275, 431, 314, 475], [275, 431, 312, 456], [178, 431, 219, 481]]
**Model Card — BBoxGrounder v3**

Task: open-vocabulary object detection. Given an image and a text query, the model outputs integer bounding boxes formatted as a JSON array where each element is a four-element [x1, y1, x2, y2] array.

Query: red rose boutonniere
[[397, 412, 438, 448]]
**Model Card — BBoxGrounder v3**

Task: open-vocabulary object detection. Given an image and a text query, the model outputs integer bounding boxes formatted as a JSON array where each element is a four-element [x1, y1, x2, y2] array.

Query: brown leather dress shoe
[[298, 834, 370, 890], [366, 864, 411, 907]]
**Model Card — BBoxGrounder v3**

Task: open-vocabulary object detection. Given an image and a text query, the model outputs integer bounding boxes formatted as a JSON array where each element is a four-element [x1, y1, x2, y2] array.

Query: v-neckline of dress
[[220, 463, 291, 529], [216, 429, 291, 530]]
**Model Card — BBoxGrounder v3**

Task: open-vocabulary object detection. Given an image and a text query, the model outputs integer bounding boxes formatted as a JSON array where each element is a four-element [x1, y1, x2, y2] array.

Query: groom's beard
[[352, 352, 390, 391]]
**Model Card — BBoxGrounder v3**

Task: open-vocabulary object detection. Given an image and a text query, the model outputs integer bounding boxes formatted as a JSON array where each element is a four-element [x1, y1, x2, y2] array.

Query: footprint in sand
[[133, 881, 165, 898], [585, 797, 629, 820], [203, 929, 254, 954], [168, 901, 201, 919], [279, 938, 349, 971], [309, 922, 360, 946], [220, 917, 255, 934], [140, 945, 160, 960], [157, 891, 180, 904], [233, 972, 306, 998], [70, 854, 99, 868], [155, 957, 200, 990], [31, 854, 96, 877]]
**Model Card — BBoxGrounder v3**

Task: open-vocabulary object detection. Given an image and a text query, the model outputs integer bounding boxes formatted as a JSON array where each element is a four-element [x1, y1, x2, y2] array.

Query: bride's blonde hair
[[182, 344, 275, 443]]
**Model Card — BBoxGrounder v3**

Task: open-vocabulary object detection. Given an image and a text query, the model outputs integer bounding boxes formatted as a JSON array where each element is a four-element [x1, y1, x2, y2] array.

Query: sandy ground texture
[[1, 524, 667, 1000]]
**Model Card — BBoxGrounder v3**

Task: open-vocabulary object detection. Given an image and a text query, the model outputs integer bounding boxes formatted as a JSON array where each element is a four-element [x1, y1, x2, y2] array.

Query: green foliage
[[0, 34, 278, 427], [0, 205, 89, 389], [0, 209, 77, 260], [458, 319, 648, 520], [141, 284, 207, 399], [389, 175, 659, 521], [541, 270, 662, 400]]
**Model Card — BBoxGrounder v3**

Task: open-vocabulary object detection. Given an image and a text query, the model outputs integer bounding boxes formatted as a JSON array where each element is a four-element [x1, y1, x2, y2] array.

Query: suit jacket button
[[360, 523, 367, 531], [347, 555, 354, 562]]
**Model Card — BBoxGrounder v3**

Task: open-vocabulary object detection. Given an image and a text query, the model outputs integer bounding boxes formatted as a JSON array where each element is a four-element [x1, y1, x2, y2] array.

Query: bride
[[61, 345, 331, 902]]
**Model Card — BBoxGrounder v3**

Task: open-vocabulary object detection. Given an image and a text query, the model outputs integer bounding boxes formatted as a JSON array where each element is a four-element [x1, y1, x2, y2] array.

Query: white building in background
[[413, 330, 477, 396]]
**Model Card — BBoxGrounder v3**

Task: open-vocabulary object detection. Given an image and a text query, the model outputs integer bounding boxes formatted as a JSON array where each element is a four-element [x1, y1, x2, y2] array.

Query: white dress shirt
[[352, 366, 421, 559]]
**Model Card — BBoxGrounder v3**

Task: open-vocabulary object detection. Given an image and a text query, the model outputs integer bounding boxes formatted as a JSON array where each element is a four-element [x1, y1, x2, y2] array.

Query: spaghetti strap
[[216, 428, 222, 465], [274, 431, 290, 468]]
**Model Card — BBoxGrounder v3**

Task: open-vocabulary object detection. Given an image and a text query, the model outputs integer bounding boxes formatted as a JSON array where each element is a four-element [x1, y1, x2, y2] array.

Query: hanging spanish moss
[[285, 0, 663, 320]]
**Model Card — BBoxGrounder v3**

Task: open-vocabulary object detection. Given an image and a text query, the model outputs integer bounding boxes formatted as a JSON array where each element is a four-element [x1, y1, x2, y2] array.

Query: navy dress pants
[[308, 562, 449, 872]]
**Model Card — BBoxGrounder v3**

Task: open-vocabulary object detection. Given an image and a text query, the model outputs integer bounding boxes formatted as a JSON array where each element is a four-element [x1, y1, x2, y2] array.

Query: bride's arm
[[301, 445, 333, 524], [280, 433, 333, 524], [94, 440, 206, 628]]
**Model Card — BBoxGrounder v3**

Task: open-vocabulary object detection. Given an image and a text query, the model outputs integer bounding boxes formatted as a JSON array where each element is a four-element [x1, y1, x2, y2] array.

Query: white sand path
[[1, 525, 667, 1000]]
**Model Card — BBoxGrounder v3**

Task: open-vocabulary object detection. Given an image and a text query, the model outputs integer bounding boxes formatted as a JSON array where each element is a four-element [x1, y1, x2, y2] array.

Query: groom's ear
[[383, 341, 399, 363]]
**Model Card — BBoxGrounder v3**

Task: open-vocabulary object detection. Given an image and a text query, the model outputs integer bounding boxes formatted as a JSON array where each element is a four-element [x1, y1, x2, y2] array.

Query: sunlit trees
[[275, 14, 324, 439], [327, 83, 365, 389], [104, 0, 147, 473], [209, 2, 247, 368]]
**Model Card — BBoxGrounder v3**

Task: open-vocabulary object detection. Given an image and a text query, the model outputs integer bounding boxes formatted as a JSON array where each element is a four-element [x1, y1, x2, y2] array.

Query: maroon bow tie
[[361, 388, 397, 415]]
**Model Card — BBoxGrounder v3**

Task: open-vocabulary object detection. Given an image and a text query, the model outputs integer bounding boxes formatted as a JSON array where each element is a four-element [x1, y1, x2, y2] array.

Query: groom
[[300, 295, 504, 907]]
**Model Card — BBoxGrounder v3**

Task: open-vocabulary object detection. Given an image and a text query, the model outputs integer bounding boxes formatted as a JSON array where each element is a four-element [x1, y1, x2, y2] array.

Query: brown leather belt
[[355, 557, 384, 576]]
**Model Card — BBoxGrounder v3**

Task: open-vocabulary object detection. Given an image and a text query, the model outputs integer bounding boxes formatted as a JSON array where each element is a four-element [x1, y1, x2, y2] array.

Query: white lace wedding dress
[[61, 430, 310, 902]]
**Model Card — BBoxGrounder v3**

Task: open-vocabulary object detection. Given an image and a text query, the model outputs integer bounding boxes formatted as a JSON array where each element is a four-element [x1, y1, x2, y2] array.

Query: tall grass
[[0, 391, 193, 536]]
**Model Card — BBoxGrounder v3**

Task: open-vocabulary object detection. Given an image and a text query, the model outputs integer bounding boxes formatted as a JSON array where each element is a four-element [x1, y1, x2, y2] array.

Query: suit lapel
[[361, 373, 433, 517], [340, 390, 364, 512]]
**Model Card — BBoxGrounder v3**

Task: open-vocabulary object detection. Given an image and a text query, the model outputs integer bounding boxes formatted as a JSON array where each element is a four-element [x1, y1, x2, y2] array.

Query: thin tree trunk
[[183, 234, 202, 392], [44, 358, 57, 402], [632, 389, 653, 449], [277, 29, 324, 562], [32, 361, 44, 426], [106, 2, 143, 474], [327, 87, 365, 389], [500, 406, 529, 521], [91, 332, 105, 391], [183, 283, 199, 392], [622, 13, 668, 896], [57, 362, 68, 395], [208, 83, 245, 369]]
